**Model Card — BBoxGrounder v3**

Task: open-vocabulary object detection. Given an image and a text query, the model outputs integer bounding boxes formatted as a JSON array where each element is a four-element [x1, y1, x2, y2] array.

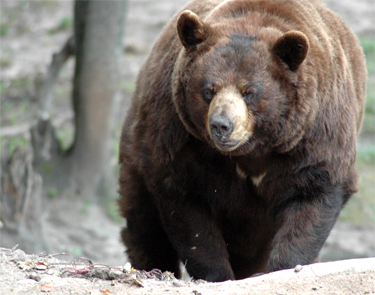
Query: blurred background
[[0, 0, 374, 268]]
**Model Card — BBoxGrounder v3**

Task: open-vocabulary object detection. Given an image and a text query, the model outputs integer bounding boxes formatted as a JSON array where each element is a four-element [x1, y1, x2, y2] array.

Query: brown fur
[[118, 0, 366, 282]]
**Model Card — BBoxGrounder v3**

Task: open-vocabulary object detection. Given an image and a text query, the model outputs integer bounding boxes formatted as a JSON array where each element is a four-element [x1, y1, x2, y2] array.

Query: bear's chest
[[170, 147, 272, 211]]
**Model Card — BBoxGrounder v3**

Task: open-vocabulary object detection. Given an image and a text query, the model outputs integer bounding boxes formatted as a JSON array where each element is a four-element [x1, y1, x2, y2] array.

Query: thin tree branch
[[37, 36, 75, 120]]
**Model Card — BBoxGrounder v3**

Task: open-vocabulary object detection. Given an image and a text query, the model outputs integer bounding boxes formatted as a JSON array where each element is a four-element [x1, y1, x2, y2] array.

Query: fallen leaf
[[18, 261, 35, 270], [41, 284, 57, 292], [134, 279, 144, 288], [36, 264, 48, 270], [38, 261, 49, 267]]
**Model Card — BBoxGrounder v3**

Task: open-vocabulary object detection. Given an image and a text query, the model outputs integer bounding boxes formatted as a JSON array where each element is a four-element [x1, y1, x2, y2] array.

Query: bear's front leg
[[267, 183, 345, 272], [157, 199, 235, 282]]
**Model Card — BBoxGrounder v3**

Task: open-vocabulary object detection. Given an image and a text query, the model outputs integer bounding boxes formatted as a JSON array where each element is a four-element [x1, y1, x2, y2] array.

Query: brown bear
[[118, 0, 366, 282]]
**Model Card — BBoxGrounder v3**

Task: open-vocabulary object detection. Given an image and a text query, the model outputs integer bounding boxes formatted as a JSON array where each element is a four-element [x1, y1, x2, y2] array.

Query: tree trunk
[[0, 146, 46, 254], [62, 0, 127, 198]]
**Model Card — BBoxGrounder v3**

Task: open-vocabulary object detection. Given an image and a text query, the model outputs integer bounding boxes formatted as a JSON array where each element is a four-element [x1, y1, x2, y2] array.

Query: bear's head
[[172, 10, 312, 156]]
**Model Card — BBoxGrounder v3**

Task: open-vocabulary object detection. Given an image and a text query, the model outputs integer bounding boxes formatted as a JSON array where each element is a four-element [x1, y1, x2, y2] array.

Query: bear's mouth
[[213, 139, 240, 151], [209, 131, 254, 154]]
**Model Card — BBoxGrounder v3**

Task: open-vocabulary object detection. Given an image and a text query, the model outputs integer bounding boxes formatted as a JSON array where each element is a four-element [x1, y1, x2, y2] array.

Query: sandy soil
[[0, 0, 374, 294]]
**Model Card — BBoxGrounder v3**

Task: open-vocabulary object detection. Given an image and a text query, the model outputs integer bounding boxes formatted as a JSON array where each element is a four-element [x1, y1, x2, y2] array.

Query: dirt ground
[[0, 0, 375, 294], [1, 247, 375, 295]]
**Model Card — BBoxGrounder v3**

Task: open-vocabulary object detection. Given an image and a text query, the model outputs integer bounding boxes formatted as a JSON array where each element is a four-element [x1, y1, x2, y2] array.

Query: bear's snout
[[206, 87, 253, 152], [210, 115, 234, 140]]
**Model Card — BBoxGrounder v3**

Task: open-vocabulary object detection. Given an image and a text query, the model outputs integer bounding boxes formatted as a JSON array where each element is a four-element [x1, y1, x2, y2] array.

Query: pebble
[[29, 274, 41, 282], [173, 280, 185, 287], [11, 249, 27, 262], [124, 262, 132, 273], [294, 265, 303, 272], [36, 264, 48, 271]]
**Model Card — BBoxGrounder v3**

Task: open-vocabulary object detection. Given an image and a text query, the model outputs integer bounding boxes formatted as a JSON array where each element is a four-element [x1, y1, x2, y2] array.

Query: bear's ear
[[273, 31, 309, 71], [177, 10, 207, 51]]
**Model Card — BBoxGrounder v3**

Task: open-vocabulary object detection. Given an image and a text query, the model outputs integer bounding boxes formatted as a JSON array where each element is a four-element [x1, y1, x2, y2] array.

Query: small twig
[[63, 258, 93, 275], [74, 257, 93, 266], [11, 244, 19, 251], [42, 252, 68, 258]]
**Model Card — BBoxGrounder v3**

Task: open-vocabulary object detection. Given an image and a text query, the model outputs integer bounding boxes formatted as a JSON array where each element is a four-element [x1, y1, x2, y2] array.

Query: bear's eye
[[243, 90, 258, 105], [202, 87, 215, 103]]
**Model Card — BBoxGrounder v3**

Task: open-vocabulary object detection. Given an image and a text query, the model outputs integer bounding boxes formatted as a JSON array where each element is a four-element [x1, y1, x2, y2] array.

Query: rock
[[10, 249, 27, 262]]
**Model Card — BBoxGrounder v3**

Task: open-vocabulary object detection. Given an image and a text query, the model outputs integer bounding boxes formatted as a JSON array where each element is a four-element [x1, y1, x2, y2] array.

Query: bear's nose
[[210, 115, 233, 139]]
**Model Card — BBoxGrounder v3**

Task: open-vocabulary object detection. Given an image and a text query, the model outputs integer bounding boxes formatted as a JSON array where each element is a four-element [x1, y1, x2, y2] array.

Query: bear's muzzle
[[207, 86, 254, 152]]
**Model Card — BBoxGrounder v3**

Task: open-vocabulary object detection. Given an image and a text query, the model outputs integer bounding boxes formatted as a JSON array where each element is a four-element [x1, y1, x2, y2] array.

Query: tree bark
[[0, 146, 46, 254], [62, 0, 127, 198]]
